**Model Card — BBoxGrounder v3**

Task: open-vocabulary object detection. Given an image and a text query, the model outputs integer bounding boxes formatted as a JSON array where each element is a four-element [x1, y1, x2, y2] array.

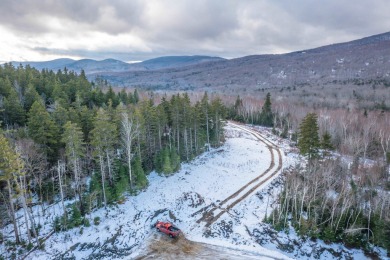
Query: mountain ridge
[[10, 55, 225, 75]]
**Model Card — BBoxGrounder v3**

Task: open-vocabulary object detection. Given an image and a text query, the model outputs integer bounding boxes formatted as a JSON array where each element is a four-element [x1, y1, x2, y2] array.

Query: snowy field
[[1, 122, 387, 259]]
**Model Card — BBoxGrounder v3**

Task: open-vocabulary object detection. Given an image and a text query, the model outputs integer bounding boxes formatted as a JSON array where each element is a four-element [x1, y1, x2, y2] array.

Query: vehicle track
[[195, 122, 283, 227]]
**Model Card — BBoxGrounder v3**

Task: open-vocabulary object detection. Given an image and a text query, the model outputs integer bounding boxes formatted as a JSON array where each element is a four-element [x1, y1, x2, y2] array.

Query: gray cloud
[[0, 0, 389, 61]]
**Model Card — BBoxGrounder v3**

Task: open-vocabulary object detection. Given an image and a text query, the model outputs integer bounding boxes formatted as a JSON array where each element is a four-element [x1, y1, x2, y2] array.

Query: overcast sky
[[1, 0, 389, 62]]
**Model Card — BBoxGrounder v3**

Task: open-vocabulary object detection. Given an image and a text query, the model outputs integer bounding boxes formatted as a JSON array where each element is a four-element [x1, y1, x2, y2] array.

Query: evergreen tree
[[140, 99, 158, 170], [105, 86, 119, 107], [298, 113, 320, 160], [118, 88, 129, 105], [3, 88, 26, 126], [321, 131, 334, 151], [260, 92, 273, 126], [233, 95, 244, 121], [91, 108, 117, 207], [133, 156, 147, 189], [77, 105, 95, 142], [194, 100, 207, 153], [154, 150, 163, 173], [201, 92, 210, 150], [62, 121, 85, 213], [210, 97, 226, 147], [133, 89, 139, 104], [28, 101, 59, 161], [52, 103, 69, 133], [155, 104, 168, 151], [113, 162, 128, 200], [24, 83, 42, 111], [127, 91, 135, 104], [170, 148, 181, 172], [52, 81, 69, 108], [162, 147, 173, 174], [91, 89, 105, 107], [0, 77, 12, 97]]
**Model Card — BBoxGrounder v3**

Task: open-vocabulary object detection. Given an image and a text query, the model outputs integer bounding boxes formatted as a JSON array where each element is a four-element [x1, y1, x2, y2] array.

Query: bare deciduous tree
[[121, 112, 139, 188]]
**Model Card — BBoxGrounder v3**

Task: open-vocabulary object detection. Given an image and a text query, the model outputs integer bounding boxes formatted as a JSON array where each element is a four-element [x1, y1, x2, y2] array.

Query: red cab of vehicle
[[155, 221, 181, 238]]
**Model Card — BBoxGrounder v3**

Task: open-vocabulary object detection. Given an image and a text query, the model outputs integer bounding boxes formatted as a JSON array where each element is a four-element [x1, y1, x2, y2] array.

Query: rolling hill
[[96, 32, 390, 93]]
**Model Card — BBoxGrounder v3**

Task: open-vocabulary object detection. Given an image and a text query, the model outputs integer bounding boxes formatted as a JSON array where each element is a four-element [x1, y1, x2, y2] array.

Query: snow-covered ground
[[1, 122, 388, 259]]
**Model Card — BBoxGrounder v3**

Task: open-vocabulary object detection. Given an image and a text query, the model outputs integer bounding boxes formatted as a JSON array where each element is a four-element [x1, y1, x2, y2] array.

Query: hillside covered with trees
[[0, 63, 225, 250]]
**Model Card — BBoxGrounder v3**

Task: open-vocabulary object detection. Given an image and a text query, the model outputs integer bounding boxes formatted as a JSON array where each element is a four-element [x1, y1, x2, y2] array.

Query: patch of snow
[[326, 190, 339, 200], [277, 70, 287, 79]]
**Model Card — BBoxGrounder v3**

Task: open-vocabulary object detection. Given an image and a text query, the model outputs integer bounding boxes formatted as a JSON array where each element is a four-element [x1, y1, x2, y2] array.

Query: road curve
[[195, 122, 283, 227]]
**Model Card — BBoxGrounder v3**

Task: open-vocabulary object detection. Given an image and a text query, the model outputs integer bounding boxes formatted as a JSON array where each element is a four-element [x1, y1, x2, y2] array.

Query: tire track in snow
[[196, 122, 283, 227]]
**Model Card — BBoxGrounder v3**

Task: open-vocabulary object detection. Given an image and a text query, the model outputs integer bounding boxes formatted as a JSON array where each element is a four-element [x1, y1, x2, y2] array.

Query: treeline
[[229, 91, 390, 163], [229, 93, 274, 127], [0, 63, 226, 247]]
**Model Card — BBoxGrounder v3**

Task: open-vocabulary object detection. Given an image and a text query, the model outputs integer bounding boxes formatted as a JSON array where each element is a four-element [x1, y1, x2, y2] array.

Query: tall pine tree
[[91, 108, 117, 207], [133, 156, 147, 189], [28, 101, 59, 161], [62, 121, 85, 213], [298, 113, 320, 160], [260, 92, 273, 126]]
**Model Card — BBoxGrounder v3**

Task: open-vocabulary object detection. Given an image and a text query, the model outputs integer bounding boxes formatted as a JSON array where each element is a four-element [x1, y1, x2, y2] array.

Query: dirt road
[[195, 122, 283, 227]]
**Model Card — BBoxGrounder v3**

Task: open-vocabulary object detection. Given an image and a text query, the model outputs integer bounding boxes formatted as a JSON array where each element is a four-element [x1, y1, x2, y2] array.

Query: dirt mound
[[136, 233, 272, 260], [136, 234, 200, 259]]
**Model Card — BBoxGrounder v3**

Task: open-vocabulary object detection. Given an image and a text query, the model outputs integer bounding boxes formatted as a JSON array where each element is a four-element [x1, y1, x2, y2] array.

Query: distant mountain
[[64, 59, 134, 74], [12, 58, 75, 71], [11, 55, 225, 76], [95, 31, 390, 92], [140, 55, 225, 70], [11, 58, 133, 74]]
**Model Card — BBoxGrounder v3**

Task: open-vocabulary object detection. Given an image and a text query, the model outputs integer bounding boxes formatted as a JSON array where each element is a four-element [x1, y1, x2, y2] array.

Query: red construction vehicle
[[154, 221, 181, 238]]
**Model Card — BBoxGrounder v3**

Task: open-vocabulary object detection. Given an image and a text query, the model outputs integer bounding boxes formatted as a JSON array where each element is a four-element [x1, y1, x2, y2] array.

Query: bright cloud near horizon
[[1, 0, 389, 62]]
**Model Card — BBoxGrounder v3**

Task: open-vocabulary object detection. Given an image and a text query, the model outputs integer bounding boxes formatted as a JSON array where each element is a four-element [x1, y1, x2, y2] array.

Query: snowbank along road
[[194, 122, 283, 227]]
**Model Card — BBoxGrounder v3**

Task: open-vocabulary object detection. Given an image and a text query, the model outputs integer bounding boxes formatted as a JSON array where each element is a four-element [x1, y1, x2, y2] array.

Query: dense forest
[[0, 63, 225, 249]]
